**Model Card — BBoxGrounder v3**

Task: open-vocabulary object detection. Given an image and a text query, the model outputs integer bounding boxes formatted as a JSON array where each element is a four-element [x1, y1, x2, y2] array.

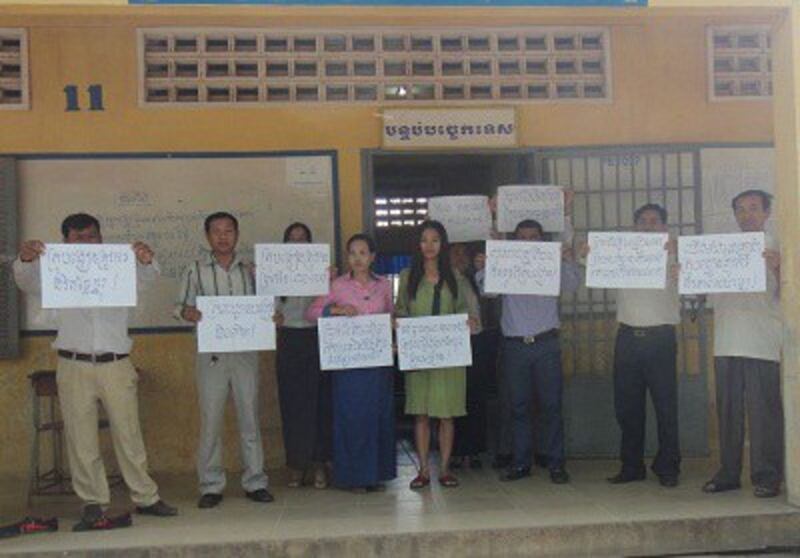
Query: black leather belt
[[619, 324, 675, 338], [504, 328, 559, 344], [58, 350, 129, 363]]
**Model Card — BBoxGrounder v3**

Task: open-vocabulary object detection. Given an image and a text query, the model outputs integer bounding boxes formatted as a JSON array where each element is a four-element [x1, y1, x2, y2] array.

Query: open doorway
[[362, 150, 536, 259]]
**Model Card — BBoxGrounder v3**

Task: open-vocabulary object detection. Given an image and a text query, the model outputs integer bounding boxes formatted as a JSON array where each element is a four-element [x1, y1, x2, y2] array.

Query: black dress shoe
[[658, 475, 679, 488], [136, 500, 178, 517], [549, 467, 570, 484], [500, 466, 531, 482], [245, 489, 275, 503], [607, 471, 646, 484], [492, 454, 512, 469], [81, 504, 103, 524], [701, 480, 741, 493], [197, 493, 223, 509]]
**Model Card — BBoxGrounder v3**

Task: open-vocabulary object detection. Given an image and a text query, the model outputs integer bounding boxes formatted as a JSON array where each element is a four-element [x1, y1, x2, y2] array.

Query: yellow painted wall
[[0, 5, 781, 477], [0, 335, 282, 477]]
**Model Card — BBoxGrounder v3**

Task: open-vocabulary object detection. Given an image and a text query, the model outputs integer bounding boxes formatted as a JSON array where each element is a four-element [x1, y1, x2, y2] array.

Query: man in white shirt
[[14, 213, 177, 529], [702, 189, 783, 498], [605, 204, 681, 487], [176, 212, 273, 509]]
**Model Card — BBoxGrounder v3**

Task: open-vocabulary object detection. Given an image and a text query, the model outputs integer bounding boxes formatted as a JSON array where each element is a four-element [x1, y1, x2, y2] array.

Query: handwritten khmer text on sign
[[678, 233, 766, 295], [427, 196, 491, 243], [586, 232, 668, 290], [497, 185, 565, 233], [40, 244, 137, 309], [255, 243, 330, 297], [397, 314, 472, 371], [484, 240, 562, 296], [317, 313, 394, 371], [196, 296, 276, 353]]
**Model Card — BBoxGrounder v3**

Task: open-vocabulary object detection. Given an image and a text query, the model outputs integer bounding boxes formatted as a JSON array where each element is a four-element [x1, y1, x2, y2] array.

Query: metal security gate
[[537, 146, 709, 458]]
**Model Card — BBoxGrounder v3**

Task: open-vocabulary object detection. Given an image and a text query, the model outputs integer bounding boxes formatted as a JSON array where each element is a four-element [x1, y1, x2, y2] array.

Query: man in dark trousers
[[702, 189, 783, 498], [604, 203, 681, 487]]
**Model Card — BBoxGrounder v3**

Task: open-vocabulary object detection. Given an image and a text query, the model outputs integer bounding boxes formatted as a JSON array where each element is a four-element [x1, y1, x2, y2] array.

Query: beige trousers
[[56, 356, 159, 507]]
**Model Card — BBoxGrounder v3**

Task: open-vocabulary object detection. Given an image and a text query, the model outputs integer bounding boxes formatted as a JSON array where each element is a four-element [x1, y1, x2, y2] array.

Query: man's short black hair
[[633, 203, 668, 225], [204, 212, 239, 233], [61, 213, 101, 238], [513, 219, 544, 238], [732, 189, 772, 212]]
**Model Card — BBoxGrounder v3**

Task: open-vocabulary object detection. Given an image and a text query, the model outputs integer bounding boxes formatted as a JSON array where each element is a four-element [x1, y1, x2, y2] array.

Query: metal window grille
[[538, 147, 706, 379]]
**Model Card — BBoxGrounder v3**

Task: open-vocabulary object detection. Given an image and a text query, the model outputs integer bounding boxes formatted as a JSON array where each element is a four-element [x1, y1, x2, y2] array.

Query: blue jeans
[[503, 336, 565, 470]]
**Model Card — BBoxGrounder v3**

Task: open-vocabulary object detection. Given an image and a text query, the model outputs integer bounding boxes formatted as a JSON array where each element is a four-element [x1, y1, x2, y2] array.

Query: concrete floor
[[1, 450, 799, 557]]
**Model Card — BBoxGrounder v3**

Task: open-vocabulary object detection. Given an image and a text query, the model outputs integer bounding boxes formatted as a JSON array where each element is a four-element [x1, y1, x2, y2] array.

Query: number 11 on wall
[[63, 84, 105, 111]]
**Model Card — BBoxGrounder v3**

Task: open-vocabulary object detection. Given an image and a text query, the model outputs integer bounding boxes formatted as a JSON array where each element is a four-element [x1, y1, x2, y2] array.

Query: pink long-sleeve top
[[306, 273, 394, 320]]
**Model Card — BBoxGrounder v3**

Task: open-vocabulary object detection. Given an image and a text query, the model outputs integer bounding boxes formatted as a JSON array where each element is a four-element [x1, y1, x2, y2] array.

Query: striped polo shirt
[[176, 251, 254, 309]]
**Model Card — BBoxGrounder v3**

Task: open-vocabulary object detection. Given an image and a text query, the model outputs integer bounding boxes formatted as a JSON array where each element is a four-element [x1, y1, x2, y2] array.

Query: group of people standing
[[12, 185, 784, 531]]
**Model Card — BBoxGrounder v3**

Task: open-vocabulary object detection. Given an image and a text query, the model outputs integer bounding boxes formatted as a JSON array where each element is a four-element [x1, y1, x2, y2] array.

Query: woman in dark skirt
[[274, 222, 333, 489], [306, 233, 396, 492]]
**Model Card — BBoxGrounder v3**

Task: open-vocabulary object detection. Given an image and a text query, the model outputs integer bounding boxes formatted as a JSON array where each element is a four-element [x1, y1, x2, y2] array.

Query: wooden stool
[[27, 369, 122, 504]]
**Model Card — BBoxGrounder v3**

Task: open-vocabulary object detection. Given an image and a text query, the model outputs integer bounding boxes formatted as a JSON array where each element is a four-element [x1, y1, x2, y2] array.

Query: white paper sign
[[318, 313, 394, 371], [40, 243, 137, 309], [196, 296, 276, 353], [497, 185, 565, 233], [484, 240, 562, 296], [397, 314, 472, 371], [678, 233, 766, 294], [586, 232, 668, 290], [255, 243, 330, 297], [427, 196, 491, 242]]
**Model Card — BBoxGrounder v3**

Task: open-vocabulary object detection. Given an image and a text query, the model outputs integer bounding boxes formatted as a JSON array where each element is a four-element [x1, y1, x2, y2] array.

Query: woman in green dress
[[396, 220, 475, 489]]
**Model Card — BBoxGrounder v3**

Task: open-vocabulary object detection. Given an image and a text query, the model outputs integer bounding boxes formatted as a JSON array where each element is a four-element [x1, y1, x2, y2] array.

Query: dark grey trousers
[[713, 356, 784, 488]]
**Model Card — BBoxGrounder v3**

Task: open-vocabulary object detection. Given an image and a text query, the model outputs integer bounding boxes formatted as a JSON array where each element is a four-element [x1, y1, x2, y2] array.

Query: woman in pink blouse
[[306, 234, 396, 492]]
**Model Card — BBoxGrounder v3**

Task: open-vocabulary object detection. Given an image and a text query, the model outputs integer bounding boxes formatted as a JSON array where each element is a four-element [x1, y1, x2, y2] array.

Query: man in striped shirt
[[177, 212, 273, 509]]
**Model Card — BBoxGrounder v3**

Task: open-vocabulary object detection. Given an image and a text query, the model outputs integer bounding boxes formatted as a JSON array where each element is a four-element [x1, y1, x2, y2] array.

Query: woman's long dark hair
[[283, 222, 312, 243], [407, 220, 458, 301]]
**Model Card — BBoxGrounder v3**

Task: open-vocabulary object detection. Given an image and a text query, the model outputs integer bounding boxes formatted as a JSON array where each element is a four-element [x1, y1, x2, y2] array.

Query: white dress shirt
[[711, 233, 782, 362], [13, 256, 159, 354], [616, 256, 681, 327]]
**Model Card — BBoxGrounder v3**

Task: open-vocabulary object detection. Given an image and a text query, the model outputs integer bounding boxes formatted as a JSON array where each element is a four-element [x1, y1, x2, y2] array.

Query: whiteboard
[[700, 146, 775, 234], [17, 153, 338, 330]]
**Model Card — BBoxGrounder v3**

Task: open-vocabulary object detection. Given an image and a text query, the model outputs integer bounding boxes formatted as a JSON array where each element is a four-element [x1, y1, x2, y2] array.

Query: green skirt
[[404, 366, 466, 418]]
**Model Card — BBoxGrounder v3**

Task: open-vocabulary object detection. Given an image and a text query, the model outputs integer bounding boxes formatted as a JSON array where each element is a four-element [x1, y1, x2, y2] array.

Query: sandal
[[313, 466, 328, 489], [753, 484, 780, 498], [287, 469, 304, 488], [439, 474, 460, 488], [701, 480, 740, 493], [409, 473, 431, 490]]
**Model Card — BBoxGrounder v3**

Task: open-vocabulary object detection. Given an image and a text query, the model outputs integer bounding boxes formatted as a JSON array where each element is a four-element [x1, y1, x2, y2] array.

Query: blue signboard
[[130, 0, 646, 6]]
